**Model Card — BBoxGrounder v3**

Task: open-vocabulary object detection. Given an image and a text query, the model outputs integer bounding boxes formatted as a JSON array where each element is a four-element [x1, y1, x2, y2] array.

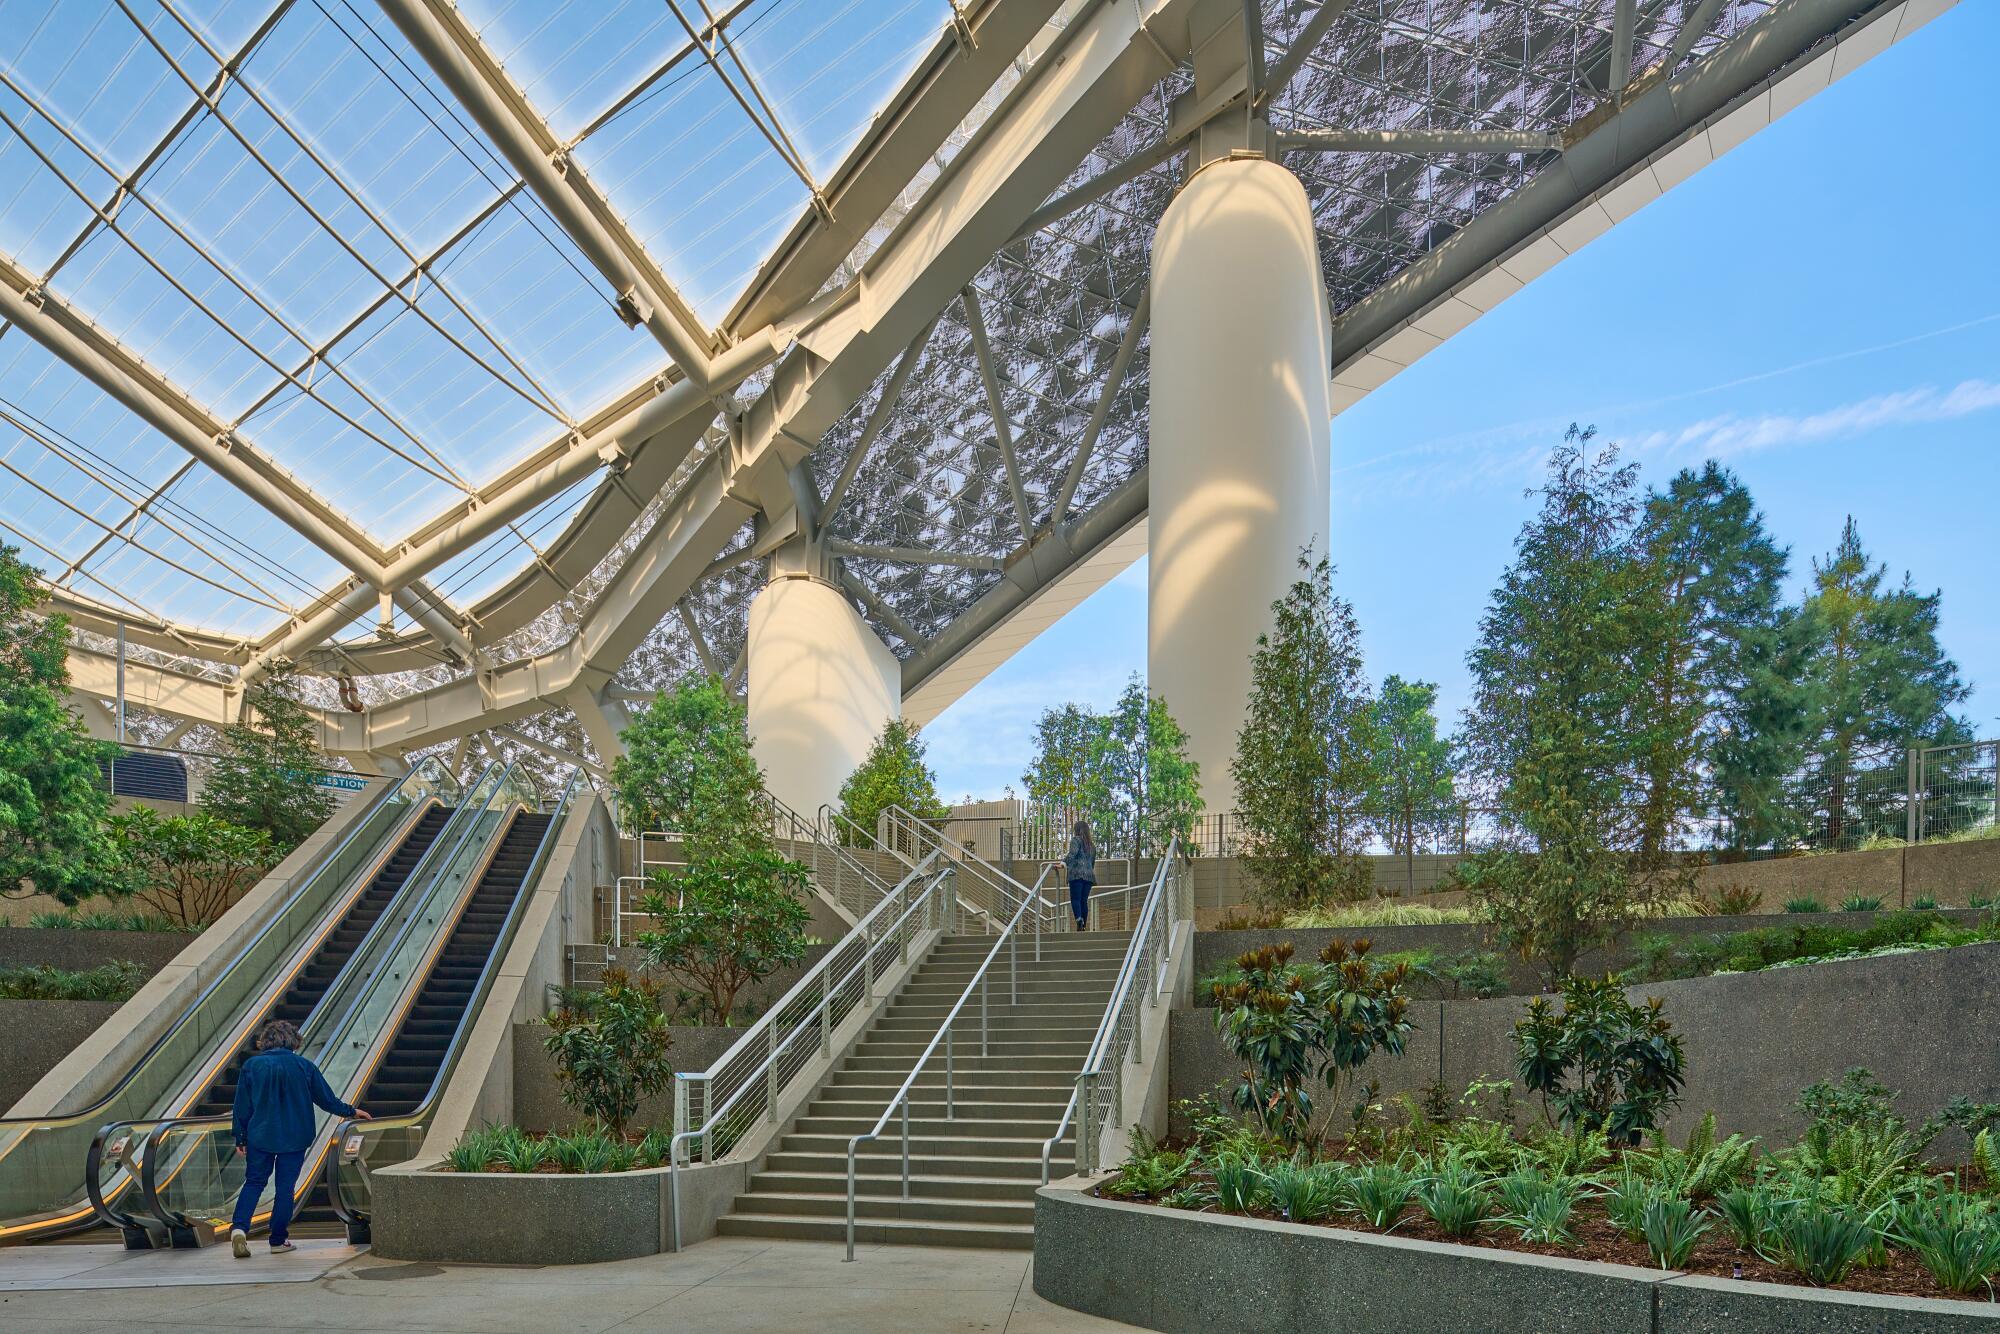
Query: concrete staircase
[[716, 930, 1130, 1249]]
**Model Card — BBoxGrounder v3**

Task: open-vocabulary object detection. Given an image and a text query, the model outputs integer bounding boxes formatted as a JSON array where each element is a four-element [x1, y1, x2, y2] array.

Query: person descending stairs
[[718, 929, 1131, 1249]]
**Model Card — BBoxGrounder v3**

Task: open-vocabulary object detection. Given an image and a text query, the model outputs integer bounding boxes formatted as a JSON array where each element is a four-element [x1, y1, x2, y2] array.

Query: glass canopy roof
[[0, 0, 1859, 753]]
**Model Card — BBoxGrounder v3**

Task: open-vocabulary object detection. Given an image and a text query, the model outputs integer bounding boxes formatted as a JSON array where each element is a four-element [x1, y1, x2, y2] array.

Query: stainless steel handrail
[[665, 855, 951, 1249], [840, 861, 1059, 1261], [1037, 839, 1185, 1182]]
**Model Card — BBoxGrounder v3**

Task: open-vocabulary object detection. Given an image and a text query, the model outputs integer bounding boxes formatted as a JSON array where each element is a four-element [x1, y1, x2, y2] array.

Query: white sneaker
[[270, 1241, 297, 1254], [230, 1229, 249, 1259]]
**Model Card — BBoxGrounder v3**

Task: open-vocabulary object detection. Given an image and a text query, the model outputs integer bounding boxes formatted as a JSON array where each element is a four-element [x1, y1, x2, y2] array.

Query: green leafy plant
[[1495, 1170, 1584, 1245], [1708, 885, 1762, 916], [0, 960, 146, 1001], [610, 677, 766, 856], [542, 967, 674, 1139], [110, 807, 273, 929], [1512, 974, 1684, 1141], [1518, 1126, 1613, 1179], [1839, 895, 1885, 913], [548, 1127, 618, 1174], [1892, 1193, 2000, 1295], [639, 844, 810, 1024], [1346, 1162, 1416, 1229], [1770, 1203, 1876, 1286], [26, 909, 196, 933], [1784, 897, 1826, 914], [1972, 894, 1997, 911], [635, 1128, 673, 1170], [444, 1128, 503, 1173], [1630, 1112, 1756, 1201], [494, 1129, 551, 1174], [1716, 1186, 1791, 1260], [1605, 1170, 1665, 1242], [1973, 1129, 1997, 1192], [1208, 939, 1412, 1150], [1911, 896, 1940, 911], [1107, 1144, 1193, 1201], [1641, 1196, 1711, 1269], [1211, 1153, 1269, 1213], [1263, 1158, 1345, 1223], [1414, 1151, 1491, 1237]]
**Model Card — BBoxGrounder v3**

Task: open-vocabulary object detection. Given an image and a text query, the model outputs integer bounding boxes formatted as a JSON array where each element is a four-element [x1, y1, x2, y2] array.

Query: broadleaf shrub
[[542, 968, 674, 1139], [1513, 974, 1684, 1141]]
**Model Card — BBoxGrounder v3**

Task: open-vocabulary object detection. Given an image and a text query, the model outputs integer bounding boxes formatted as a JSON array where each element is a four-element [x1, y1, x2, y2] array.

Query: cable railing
[[871, 803, 1063, 934], [1039, 842, 1192, 1182], [666, 854, 953, 1248], [315, 772, 582, 1240], [765, 795, 907, 923], [841, 861, 1060, 1262]]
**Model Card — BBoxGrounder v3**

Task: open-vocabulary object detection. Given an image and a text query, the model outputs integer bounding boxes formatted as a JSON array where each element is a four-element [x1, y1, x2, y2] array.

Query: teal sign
[[313, 773, 369, 792]]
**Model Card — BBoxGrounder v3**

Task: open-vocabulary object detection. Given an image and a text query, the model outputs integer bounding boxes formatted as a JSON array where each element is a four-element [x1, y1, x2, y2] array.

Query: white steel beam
[[1255, 0, 1356, 111], [959, 284, 1035, 539], [1274, 129, 1562, 154]]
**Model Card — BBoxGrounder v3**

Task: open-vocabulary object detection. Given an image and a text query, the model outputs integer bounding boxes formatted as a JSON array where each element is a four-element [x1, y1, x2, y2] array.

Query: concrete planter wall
[[370, 1163, 676, 1264], [1034, 1180, 2000, 1333], [0, 928, 194, 975], [0, 1000, 121, 1109], [1173, 941, 2000, 1149], [1192, 907, 1994, 999]]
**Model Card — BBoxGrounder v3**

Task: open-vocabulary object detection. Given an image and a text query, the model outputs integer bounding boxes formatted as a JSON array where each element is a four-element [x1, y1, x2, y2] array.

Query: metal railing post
[[1010, 928, 1018, 1005], [945, 1028, 955, 1119], [821, 968, 833, 1058], [673, 1074, 688, 1154], [765, 1025, 779, 1122], [901, 1102, 912, 1198], [980, 973, 989, 1055]]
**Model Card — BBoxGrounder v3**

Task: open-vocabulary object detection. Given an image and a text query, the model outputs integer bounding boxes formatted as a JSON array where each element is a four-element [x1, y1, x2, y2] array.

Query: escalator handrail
[[129, 762, 525, 1231], [326, 771, 582, 1226], [0, 760, 449, 1150], [175, 762, 502, 1119]]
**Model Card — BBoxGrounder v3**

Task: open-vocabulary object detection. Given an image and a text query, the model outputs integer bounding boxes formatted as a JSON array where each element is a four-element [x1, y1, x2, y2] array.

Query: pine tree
[[1365, 675, 1457, 858], [1459, 430, 1671, 981], [0, 545, 125, 904], [200, 661, 335, 854], [1634, 463, 1789, 853], [1789, 517, 1970, 847], [837, 718, 948, 846], [1232, 548, 1377, 909]]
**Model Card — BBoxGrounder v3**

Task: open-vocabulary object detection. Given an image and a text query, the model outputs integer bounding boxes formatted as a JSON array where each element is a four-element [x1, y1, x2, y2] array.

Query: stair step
[[716, 1213, 1033, 1250], [729, 1192, 1034, 1225], [763, 1150, 1050, 1180], [750, 1171, 1043, 1202]]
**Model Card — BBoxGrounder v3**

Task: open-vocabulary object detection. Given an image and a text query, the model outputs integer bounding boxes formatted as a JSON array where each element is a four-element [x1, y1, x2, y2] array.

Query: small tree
[[1233, 549, 1378, 909], [112, 807, 273, 928], [201, 661, 334, 854], [638, 844, 811, 1023], [1365, 675, 1457, 858], [1512, 974, 1684, 1143], [0, 545, 125, 904], [837, 718, 947, 846], [543, 967, 674, 1139], [1106, 679, 1204, 856], [1022, 703, 1117, 841], [611, 676, 764, 852], [1208, 939, 1412, 1151]]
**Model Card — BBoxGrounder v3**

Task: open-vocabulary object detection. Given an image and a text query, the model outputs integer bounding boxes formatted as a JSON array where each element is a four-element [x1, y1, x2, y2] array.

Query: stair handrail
[[323, 773, 581, 1236], [841, 860, 1059, 1262], [665, 854, 953, 1248], [132, 763, 540, 1238], [872, 803, 1065, 933], [763, 793, 907, 920], [1038, 840, 1191, 1182]]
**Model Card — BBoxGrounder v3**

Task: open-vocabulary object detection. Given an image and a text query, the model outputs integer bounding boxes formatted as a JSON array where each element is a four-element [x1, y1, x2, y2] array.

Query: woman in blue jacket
[[1063, 819, 1096, 930], [229, 1019, 370, 1257]]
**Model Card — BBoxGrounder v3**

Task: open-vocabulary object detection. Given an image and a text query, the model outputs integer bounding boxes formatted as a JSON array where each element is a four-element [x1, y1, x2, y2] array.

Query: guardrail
[[840, 861, 1060, 1262], [1039, 841, 1191, 1182], [870, 803, 1058, 933], [666, 854, 953, 1248]]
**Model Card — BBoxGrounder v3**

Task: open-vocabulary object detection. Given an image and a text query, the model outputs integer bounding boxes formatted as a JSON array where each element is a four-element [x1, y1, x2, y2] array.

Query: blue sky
[[923, 4, 1996, 803]]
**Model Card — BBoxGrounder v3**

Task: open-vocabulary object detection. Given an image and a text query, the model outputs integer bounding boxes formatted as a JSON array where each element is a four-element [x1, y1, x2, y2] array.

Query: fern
[[1632, 1113, 1756, 1200], [1973, 1128, 1997, 1193]]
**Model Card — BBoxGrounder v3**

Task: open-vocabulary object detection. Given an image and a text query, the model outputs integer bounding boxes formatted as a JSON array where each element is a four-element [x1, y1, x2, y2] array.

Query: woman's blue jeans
[[1069, 878, 1091, 927]]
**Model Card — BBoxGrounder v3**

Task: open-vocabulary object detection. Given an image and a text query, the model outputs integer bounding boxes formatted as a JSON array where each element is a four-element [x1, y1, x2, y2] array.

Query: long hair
[[256, 1019, 303, 1052], [1072, 818, 1094, 856]]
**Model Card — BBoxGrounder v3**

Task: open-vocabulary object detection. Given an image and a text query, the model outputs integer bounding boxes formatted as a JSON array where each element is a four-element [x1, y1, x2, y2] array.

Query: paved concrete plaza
[[0, 1236, 1132, 1332]]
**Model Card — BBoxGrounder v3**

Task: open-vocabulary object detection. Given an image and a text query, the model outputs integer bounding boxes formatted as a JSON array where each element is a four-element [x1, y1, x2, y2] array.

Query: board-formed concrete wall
[[1172, 941, 2000, 1150]]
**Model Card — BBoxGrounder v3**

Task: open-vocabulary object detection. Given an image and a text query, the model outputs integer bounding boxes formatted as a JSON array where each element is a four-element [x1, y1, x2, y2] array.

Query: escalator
[[0, 762, 470, 1245], [126, 773, 577, 1249], [359, 810, 554, 1116], [186, 805, 456, 1120]]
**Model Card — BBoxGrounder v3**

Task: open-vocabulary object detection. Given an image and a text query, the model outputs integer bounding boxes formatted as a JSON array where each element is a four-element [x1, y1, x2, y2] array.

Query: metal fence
[[986, 738, 2000, 863]]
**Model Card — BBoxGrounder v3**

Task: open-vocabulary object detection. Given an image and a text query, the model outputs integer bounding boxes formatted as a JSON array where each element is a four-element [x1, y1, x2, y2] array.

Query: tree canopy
[[837, 718, 948, 845], [611, 676, 766, 853], [1365, 675, 1457, 857], [0, 545, 125, 905], [199, 661, 335, 854], [1021, 677, 1202, 857]]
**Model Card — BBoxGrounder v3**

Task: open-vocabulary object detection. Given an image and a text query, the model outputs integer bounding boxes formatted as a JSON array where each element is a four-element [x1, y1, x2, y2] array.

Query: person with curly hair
[[228, 1018, 370, 1258]]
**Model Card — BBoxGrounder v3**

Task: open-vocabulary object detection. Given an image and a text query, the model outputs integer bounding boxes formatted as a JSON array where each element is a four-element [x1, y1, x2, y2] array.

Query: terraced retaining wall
[[0, 1000, 122, 1109], [1172, 941, 2000, 1149], [1034, 1180, 2000, 1333]]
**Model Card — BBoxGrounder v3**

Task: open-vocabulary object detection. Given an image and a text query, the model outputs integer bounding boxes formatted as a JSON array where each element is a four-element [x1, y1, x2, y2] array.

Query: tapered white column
[[746, 576, 901, 818], [1148, 157, 1332, 814]]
